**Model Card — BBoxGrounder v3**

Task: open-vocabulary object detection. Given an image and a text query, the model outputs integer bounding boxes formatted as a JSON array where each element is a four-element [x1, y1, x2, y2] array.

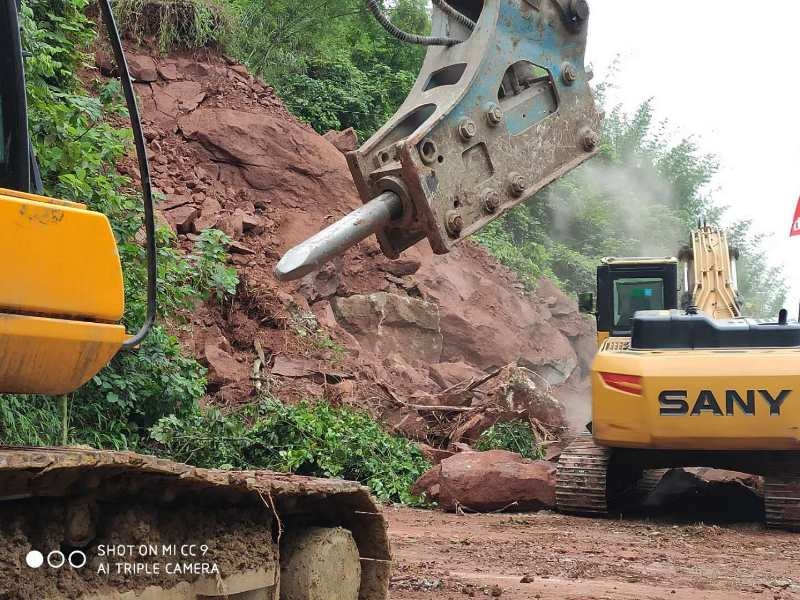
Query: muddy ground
[[386, 507, 800, 600]]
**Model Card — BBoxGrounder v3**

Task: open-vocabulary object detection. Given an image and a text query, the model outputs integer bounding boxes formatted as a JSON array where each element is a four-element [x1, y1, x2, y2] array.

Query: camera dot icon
[[25, 550, 44, 569]]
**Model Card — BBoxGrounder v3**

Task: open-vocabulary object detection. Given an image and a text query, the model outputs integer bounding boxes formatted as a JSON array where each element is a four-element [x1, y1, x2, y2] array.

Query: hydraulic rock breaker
[[276, 0, 602, 280]]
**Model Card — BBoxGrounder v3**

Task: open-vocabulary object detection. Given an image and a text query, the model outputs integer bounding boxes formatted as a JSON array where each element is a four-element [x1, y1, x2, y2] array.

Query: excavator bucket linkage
[[275, 0, 602, 280]]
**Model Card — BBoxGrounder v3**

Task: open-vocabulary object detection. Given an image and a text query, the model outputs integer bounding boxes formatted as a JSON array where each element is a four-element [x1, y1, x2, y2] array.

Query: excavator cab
[[591, 257, 679, 346], [0, 0, 128, 395]]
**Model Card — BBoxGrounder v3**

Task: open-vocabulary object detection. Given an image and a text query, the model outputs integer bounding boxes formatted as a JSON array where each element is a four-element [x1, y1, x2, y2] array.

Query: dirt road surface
[[386, 507, 800, 600]]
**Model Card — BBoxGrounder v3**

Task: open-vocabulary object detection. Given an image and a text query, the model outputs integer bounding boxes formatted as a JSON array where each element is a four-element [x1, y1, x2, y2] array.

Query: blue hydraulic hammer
[[275, 0, 601, 281]]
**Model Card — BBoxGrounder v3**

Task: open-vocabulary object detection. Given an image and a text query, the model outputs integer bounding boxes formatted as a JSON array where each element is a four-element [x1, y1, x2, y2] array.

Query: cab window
[[613, 278, 665, 329]]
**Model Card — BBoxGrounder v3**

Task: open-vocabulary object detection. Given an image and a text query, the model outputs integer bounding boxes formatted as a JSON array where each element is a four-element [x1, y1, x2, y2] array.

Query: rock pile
[[111, 46, 596, 448]]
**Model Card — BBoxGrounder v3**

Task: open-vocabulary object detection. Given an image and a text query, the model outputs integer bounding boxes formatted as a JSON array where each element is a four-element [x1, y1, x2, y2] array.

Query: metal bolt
[[482, 189, 501, 213], [581, 129, 600, 151], [418, 138, 438, 164], [457, 118, 477, 141], [508, 173, 527, 197], [486, 104, 504, 126], [570, 0, 590, 21], [562, 63, 577, 85], [446, 211, 464, 237]]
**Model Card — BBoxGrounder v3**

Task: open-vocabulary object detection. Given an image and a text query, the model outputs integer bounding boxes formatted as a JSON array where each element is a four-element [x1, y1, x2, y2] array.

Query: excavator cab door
[[0, 0, 128, 395]]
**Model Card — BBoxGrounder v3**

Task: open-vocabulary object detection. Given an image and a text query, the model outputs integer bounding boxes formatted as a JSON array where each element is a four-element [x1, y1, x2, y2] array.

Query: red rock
[[160, 194, 192, 210], [203, 341, 245, 385], [227, 240, 255, 255], [177, 108, 357, 203], [231, 64, 250, 77], [323, 127, 359, 153], [411, 464, 441, 498], [643, 468, 764, 519], [382, 407, 428, 441], [297, 262, 341, 302], [163, 205, 198, 234], [193, 214, 219, 233], [451, 412, 499, 443], [181, 91, 206, 112], [219, 210, 244, 239], [182, 61, 212, 77], [417, 443, 455, 465], [271, 356, 349, 382], [241, 212, 264, 233], [95, 49, 116, 76], [380, 258, 422, 277], [127, 54, 158, 82], [413, 450, 556, 512], [429, 361, 486, 390], [157, 63, 180, 81]]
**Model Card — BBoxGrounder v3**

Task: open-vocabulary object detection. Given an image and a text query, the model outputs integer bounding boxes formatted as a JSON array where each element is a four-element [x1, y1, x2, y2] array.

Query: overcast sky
[[584, 1, 800, 314]]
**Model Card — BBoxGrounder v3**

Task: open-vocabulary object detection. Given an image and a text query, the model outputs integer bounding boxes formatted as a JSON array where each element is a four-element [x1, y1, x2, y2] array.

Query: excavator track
[[0, 447, 391, 600], [764, 476, 800, 532], [555, 432, 610, 516]]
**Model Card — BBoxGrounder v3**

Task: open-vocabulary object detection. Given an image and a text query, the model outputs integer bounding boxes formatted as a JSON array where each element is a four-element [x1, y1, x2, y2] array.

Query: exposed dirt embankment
[[109, 47, 596, 445]]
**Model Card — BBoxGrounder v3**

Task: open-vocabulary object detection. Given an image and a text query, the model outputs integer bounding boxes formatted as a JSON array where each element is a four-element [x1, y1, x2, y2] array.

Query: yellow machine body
[[592, 343, 800, 451], [0, 188, 126, 394]]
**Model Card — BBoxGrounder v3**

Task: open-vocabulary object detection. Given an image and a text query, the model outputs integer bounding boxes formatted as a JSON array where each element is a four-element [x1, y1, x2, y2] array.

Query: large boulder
[[331, 292, 443, 365], [415, 246, 581, 385], [177, 108, 357, 212], [413, 450, 556, 511]]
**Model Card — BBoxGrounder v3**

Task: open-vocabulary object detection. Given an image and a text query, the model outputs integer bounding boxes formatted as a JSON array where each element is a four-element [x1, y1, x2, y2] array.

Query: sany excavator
[[276, 2, 800, 531], [557, 224, 800, 530], [1, 0, 601, 598]]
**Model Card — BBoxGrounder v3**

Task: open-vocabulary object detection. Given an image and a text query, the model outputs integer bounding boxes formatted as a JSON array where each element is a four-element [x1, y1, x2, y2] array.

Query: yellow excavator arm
[[680, 222, 742, 320]]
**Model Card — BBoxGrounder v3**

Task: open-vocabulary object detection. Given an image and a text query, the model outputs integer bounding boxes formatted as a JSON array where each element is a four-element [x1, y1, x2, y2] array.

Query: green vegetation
[[151, 398, 430, 504], [476, 420, 544, 460]]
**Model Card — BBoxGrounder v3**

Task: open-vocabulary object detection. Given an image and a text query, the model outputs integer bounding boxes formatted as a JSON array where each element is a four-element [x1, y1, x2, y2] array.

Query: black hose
[[97, 0, 157, 349], [366, 0, 462, 46], [431, 0, 475, 30]]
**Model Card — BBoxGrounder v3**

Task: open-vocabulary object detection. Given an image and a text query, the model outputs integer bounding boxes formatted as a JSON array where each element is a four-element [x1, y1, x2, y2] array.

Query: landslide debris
[[111, 46, 596, 451]]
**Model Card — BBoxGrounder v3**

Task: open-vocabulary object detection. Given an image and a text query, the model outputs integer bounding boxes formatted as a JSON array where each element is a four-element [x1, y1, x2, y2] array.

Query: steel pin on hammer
[[273, 191, 403, 281]]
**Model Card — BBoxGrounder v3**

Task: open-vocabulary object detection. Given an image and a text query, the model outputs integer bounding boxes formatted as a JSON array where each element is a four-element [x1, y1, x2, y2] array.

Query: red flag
[[793, 196, 800, 238]]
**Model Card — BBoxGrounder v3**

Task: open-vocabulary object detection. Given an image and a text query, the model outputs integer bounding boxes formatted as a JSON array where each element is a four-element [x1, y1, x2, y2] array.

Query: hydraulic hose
[[366, 0, 462, 46], [431, 0, 475, 30], [97, 0, 158, 349]]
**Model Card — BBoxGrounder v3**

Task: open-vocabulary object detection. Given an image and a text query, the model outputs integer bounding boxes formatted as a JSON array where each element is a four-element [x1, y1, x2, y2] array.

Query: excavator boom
[[680, 223, 742, 319]]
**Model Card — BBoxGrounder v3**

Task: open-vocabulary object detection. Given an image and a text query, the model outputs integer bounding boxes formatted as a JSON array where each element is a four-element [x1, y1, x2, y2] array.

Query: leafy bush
[[151, 398, 432, 504], [476, 420, 543, 460]]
